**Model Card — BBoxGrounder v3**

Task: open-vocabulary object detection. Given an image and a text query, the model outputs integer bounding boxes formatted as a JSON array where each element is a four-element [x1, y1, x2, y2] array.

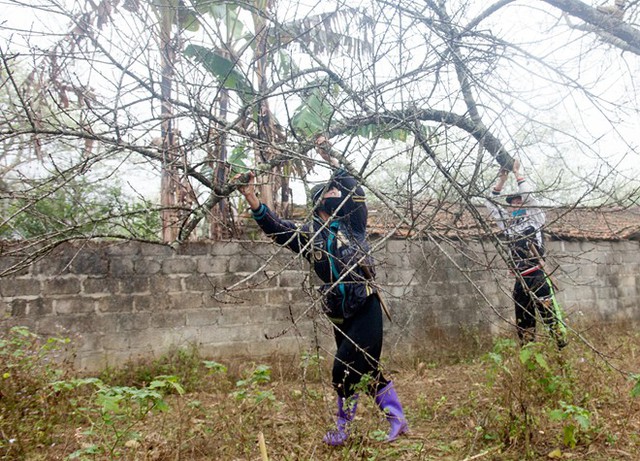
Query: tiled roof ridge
[[365, 203, 640, 241]]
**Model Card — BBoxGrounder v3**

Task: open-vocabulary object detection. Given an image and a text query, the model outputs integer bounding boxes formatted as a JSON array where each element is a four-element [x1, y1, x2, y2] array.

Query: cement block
[[133, 258, 161, 275], [183, 274, 214, 292], [201, 272, 247, 288], [101, 331, 132, 351], [110, 258, 135, 276], [594, 286, 617, 300], [380, 268, 417, 285], [186, 310, 219, 327], [0, 318, 37, 333], [265, 288, 291, 306], [148, 275, 183, 293], [167, 292, 206, 310], [70, 251, 108, 275], [0, 257, 30, 276], [95, 296, 133, 313], [221, 287, 269, 307], [618, 296, 638, 310], [616, 275, 637, 289], [76, 351, 110, 372], [36, 314, 96, 335], [55, 298, 96, 315], [139, 243, 173, 257], [175, 242, 212, 256], [196, 256, 229, 274], [212, 305, 257, 326], [210, 242, 243, 256], [104, 243, 140, 256], [228, 254, 268, 273], [162, 257, 198, 275], [83, 277, 119, 295], [115, 312, 151, 331], [27, 298, 53, 316], [148, 310, 187, 328], [240, 270, 280, 289], [119, 277, 150, 294], [10, 299, 27, 317], [130, 295, 152, 312], [73, 333, 106, 353], [85, 314, 121, 334], [0, 278, 42, 297], [32, 253, 74, 276], [277, 270, 305, 288]]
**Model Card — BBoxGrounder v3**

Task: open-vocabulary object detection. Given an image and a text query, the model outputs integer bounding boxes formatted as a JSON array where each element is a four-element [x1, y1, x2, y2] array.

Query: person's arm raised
[[235, 171, 261, 211], [314, 135, 340, 168]]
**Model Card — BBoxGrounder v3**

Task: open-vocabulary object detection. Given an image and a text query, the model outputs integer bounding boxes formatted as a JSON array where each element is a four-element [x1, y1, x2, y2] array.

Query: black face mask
[[314, 200, 327, 215], [322, 197, 343, 216]]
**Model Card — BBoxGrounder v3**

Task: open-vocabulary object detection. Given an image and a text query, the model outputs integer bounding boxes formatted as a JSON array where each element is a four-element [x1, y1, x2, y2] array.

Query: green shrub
[[0, 326, 74, 457]]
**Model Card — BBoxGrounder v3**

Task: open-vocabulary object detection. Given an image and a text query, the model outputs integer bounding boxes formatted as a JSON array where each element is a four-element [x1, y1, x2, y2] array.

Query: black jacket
[[251, 169, 374, 320]]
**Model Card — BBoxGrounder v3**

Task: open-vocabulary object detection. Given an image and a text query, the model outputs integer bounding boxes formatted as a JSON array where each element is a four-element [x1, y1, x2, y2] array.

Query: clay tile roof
[[366, 202, 640, 241], [545, 206, 640, 240]]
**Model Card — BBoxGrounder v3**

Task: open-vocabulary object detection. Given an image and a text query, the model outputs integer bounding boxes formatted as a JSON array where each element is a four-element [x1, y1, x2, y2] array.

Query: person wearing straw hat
[[485, 159, 568, 349]]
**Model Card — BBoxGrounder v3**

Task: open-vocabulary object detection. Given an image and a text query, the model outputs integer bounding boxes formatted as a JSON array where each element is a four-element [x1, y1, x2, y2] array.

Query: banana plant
[[183, 2, 379, 216], [290, 80, 411, 142], [151, 0, 202, 241]]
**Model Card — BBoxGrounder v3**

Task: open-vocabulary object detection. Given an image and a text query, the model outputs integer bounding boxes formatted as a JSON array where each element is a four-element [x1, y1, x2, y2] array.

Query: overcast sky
[[2, 0, 640, 206]]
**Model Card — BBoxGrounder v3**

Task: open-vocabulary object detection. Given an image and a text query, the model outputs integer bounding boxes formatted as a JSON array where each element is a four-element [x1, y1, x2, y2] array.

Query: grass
[[1, 325, 640, 460]]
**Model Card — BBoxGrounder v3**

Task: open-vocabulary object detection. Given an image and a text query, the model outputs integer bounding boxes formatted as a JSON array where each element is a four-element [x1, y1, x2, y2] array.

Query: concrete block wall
[[1, 238, 639, 371]]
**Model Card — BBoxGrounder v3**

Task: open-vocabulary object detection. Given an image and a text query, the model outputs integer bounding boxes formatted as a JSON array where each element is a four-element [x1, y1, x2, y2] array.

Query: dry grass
[[2, 326, 640, 460]]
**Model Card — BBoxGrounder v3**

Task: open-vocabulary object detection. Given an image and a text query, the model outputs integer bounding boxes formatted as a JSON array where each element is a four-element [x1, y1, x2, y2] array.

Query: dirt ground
[[169, 327, 640, 461], [6, 328, 640, 460]]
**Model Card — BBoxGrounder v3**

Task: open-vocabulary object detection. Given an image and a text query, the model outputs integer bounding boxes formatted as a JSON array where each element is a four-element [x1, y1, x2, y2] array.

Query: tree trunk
[[159, 1, 179, 243]]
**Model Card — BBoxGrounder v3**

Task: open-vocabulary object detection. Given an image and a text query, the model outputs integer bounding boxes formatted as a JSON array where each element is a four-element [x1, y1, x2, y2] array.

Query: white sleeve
[[517, 179, 545, 228], [484, 193, 508, 232], [517, 179, 537, 206]]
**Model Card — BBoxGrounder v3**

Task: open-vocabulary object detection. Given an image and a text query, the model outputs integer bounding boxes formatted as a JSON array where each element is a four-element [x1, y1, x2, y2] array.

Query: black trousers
[[331, 295, 389, 398], [513, 269, 555, 339]]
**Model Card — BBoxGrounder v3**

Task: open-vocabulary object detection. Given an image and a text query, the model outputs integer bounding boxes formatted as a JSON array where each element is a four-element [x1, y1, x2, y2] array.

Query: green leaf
[[150, 375, 185, 395], [51, 377, 101, 391], [351, 124, 409, 142], [631, 374, 640, 397], [184, 44, 255, 104], [535, 353, 550, 371], [519, 347, 533, 365], [179, 9, 201, 32], [203, 360, 228, 374], [277, 50, 298, 76], [254, 390, 275, 403], [549, 408, 564, 421], [68, 444, 101, 458], [97, 393, 123, 414], [12, 326, 34, 337], [224, 5, 245, 42], [291, 88, 334, 137], [563, 425, 577, 448], [228, 145, 249, 174], [291, 82, 411, 141], [155, 400, 170, 412], [575, 413, 590, 430]]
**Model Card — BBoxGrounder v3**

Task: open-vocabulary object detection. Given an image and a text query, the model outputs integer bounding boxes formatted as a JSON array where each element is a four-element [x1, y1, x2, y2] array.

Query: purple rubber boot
[[323, 395, 358, 446], [375, 381, 409, 442]]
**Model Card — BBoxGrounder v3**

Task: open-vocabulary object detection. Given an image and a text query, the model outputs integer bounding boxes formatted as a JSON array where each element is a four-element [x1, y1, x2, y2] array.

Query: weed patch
[[2, 326, 640, 460]]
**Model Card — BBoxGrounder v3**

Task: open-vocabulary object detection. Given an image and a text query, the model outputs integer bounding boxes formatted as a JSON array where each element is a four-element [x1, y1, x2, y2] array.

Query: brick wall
[[1, 238, 639, 371]]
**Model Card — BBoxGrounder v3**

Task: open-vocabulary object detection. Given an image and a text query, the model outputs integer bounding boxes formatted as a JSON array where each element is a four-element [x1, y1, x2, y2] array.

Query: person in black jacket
[[236, 136, 408, 445]]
